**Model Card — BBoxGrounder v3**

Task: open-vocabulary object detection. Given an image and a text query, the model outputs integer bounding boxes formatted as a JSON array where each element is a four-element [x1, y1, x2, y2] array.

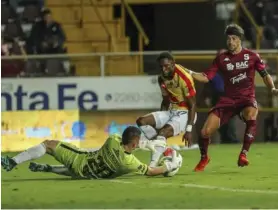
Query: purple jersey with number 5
[[203, 48, 265, 98]]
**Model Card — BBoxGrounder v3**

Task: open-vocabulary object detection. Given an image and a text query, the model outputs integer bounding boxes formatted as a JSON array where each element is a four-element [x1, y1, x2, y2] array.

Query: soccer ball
[[158, 147, 183, 177]]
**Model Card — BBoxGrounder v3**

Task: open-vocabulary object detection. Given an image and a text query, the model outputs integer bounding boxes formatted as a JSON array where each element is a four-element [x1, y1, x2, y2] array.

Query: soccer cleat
[[29, 162, 51, 172], [1, 156, 17, 172], [237, 153, 249, 167], [194, 156, 210, 172]]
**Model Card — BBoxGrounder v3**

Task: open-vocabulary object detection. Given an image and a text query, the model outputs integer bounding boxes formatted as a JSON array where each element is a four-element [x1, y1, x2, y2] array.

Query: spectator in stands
[[27, 8, 66, 54], [40, 8, 66, 54], [240, 0, 278, 48], [1, 37, 26, 77]]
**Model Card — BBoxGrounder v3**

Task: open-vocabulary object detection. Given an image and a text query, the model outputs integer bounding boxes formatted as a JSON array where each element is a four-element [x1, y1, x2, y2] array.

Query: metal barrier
[[2, 50, 277, 76], [2, 50, 277, 107]]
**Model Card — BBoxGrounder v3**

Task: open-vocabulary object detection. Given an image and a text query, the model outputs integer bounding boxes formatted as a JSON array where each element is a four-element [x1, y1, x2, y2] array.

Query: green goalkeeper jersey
[[86, 134, 148, 179]]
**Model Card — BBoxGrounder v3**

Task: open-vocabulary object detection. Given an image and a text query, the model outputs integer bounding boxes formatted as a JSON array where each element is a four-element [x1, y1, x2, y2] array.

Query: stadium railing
[[120, 0, 150, 71], [2, 50, 277, 76], [2, 50, 277, 107], [87, 0, 115, 51], [234, 0, 263, 50]]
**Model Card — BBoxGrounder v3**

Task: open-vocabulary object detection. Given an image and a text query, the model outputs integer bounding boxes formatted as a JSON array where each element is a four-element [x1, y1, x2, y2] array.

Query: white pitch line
[[109, 180, 278, 195], [109, 180, 133, 184], [181, 183, 278, 195]]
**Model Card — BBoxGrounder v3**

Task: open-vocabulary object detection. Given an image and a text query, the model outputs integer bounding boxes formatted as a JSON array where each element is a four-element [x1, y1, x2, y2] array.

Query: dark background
[[114, 2, 226, 51]]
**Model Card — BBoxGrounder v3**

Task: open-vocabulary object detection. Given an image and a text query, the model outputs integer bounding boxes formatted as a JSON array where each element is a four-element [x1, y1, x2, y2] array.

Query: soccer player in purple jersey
[[184, 24, 278, 171]]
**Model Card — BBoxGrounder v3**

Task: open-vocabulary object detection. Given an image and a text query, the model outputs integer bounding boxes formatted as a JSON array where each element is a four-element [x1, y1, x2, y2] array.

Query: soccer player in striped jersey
[[137, 52, 197, 167]]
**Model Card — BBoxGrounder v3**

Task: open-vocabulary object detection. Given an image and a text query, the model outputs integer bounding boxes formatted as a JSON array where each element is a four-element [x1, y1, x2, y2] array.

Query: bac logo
[[236, 61, 248, 69]]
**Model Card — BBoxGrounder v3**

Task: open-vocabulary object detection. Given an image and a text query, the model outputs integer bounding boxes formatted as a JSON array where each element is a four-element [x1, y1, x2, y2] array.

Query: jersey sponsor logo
[[230, 72, 247, 84], [226, 63, 235, 71], [224, 57, 230, 62], [235, 61, 249, 69]]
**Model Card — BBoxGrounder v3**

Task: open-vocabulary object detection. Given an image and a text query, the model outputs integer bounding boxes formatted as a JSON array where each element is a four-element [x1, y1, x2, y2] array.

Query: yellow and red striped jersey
[[159, 64, 196, 110]]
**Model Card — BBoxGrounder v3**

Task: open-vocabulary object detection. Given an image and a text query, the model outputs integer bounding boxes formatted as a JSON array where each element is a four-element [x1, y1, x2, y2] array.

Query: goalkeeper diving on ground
[[1, 126, 182, 179]]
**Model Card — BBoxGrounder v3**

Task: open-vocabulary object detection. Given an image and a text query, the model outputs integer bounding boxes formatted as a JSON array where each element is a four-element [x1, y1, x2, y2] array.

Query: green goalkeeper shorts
[[53, 142, 88, 178]]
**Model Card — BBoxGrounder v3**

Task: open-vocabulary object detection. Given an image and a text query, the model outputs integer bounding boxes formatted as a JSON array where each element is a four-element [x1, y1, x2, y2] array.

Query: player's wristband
[[186, 125, 193, 132], [271, 88, 275, 93]]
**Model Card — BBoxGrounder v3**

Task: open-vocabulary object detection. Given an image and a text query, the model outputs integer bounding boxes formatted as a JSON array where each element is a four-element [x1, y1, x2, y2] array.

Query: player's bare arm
[[158, 76, 170, 110], [160, 97, 170, 111], [181, 68, 210, 83], [145, 165, 168, 176], [255, 53, 278, 96], [182, 95, 196, 147], [189, 71, 210, 83], [262, 73, 278, 96]]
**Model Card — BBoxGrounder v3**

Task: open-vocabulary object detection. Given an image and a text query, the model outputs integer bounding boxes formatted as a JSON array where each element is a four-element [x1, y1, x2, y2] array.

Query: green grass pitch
[[2, 143, 278, 209]]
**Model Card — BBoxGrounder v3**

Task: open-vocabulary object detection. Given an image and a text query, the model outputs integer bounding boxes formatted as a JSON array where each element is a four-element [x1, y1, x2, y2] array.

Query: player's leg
[[1, 140, 59, 172], [136, 111, 170, 140], [148, 124, 173, 167], [194, 112, 220, 172], [238, 106, 258, 167], [29, 162, 73, 176], [147, 111, 190, 167], [136, 111, 170, 150], [52, 142, 88, 177], [219, 117, 239, 144]]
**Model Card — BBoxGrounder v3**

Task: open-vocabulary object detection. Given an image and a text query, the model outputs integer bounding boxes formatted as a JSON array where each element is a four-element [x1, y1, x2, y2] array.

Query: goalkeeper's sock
[[12, 143, 46, 164], [139, 125, 157, 140], [149, 136, 166, 167]]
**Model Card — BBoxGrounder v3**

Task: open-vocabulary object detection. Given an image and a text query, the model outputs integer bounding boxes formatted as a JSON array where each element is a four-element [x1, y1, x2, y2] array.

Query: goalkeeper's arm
[[145, 151, 179, 176], [145, 166, 168, 176]]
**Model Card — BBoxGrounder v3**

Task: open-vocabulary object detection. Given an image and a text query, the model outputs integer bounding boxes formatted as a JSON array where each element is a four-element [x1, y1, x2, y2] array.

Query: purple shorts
[[209, 96, 258, 126]]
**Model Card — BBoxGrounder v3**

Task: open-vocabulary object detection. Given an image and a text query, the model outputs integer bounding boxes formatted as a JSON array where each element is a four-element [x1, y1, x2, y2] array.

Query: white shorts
[[151, 110, 197, 136]]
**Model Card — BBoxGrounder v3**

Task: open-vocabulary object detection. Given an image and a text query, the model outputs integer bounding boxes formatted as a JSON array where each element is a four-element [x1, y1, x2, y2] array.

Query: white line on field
[[109, 180, 278, 195], [109, 180, 133, 184]]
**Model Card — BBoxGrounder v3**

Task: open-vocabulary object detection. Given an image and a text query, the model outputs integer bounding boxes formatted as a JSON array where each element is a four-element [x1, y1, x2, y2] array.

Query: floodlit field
[[2, 143, 278, 209]]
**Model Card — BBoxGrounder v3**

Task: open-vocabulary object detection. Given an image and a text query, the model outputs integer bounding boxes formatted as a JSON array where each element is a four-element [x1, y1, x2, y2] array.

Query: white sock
[[139, 125, 157, 139], [12, 143, 46, 164], [149, 136, 166, 167]]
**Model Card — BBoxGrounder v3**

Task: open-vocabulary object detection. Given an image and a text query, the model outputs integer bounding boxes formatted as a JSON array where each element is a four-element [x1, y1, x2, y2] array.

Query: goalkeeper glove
[[163, 150, 180, 172]]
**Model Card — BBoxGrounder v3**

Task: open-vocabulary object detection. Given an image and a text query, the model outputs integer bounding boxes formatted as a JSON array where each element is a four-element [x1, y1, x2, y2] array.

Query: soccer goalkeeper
[[1, 126, 180, 179]]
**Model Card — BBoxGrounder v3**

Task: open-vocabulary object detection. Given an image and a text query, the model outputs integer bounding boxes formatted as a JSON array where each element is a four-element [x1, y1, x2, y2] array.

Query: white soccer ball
[[158, 147, 183, 177]]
